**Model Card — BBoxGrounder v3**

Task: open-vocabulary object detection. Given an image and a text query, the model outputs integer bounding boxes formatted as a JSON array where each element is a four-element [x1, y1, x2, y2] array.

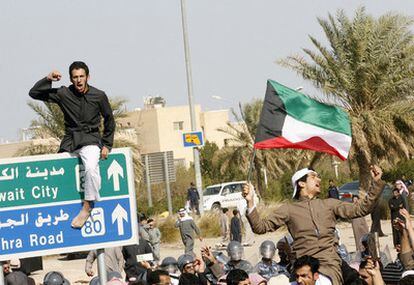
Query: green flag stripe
[[268, 80, 351, 136]]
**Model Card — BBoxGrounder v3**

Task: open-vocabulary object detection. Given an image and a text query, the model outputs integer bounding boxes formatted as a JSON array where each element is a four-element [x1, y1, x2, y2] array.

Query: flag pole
[[247, 148, 257, 183]]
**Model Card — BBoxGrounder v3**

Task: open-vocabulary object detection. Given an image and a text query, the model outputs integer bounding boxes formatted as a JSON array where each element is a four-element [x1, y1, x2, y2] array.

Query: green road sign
[[0, 148, 139, 261], [0, 149, 130, 208]]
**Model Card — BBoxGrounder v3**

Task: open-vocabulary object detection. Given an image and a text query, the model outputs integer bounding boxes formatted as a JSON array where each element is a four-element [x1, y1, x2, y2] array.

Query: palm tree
[[217, 100, 312, 194], [279, 8, 414, 190]]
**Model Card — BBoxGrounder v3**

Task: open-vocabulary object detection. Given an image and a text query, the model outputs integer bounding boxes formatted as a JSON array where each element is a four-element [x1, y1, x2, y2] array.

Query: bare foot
[[71, 209, 91, 228]]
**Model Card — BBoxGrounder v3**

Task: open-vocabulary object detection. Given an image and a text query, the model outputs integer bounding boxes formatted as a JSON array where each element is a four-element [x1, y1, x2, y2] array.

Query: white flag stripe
[[282, 115, 352, 158]]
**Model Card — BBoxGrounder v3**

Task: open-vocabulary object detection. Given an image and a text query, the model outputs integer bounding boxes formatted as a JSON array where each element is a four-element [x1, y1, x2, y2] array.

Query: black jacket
[[122, 238, 153, 280], [389, 195, 407, 219], [29, 77, 115, 152]]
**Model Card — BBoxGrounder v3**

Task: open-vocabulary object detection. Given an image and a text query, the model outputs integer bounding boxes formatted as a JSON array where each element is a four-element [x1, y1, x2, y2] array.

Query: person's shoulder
[[88, 85, 106, 96], [316, 273, 333, 285]]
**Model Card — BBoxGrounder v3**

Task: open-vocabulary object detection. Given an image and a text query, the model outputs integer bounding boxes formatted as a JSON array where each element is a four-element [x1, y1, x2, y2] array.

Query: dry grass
[[158, 216, 180, 243], [197, 211, 221, 238]]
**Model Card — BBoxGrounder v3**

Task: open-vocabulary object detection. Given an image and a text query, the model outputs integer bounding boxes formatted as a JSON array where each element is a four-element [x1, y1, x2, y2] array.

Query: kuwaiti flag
[[254, 80, 352, 160]]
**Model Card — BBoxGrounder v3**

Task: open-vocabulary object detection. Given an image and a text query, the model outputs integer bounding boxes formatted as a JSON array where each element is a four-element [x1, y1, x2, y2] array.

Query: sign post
[[0, 148, 138, 263]]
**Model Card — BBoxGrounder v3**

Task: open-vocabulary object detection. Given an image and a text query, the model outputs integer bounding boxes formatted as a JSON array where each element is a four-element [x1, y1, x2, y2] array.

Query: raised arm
[[333, 165, 385, 219], [29, 71, 61, 103], [400, 208, 414, 250], [242, 183, 288, 234]]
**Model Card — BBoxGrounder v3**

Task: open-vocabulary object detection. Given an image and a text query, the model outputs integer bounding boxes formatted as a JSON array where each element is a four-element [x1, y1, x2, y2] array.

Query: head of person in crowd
[[9, 259, 20, 271], [69, 61, 90, 94], [227, 241, 244, 262], [43, 271, 70, 285], [178, 208, 187, 218], [223, 208, 229, 214], [352, 195, 360, 204], [138, 212, 148, 225], [276, 236, 292, 266], [161, 256, 179, 275], [147, 218, 156, 229], [329, 179, 335, 187], [226, 269, 250, 285], [291, 168, 320, 199], [400, 271, 414, 285], [179, 272, 200, 285], [147, 270, 171, 285], [178, 254, 196, 274], [393, 187, 401, 198], [2, 261, 11, 276], [233, 209, 239, 217], [292, 255, 321, 285], [5, 271, 29, 285], [259, 240, 276, 261]]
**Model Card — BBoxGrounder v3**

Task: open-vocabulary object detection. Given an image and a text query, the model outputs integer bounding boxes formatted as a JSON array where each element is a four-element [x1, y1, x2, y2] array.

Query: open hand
[[201, 246, 216, 264]]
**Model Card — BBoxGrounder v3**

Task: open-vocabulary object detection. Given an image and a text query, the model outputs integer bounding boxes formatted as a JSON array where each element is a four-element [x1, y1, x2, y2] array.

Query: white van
[[202, 181, 259, 211]]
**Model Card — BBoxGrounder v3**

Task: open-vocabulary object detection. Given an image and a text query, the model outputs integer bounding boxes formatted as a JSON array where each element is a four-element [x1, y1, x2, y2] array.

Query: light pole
[[180, 0, 203, 214]]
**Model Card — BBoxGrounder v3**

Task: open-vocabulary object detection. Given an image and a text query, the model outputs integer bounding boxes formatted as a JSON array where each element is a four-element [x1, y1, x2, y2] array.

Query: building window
[[173, 121, 184, 131]]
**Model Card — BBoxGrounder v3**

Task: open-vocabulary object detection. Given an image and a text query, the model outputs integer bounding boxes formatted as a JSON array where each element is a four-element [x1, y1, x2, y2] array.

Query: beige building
[[117, 104, 232, 165]]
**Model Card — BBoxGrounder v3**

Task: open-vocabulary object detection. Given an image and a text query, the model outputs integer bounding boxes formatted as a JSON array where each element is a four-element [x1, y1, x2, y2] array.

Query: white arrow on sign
[[112, 204, 128, 236], [108, 159, 124, 191]]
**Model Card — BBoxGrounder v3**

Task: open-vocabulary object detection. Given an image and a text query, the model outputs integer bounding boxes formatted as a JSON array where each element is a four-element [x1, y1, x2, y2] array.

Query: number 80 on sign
[[81, 208, 106, 237]]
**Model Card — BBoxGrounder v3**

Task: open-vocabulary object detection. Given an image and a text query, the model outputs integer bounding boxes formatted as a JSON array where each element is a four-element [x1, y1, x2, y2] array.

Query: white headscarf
[[396, 180, 409, 195]]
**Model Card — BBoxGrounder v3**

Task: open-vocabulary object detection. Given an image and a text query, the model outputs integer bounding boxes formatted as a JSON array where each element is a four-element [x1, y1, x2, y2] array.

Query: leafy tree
[[279, 8, 414, 190]]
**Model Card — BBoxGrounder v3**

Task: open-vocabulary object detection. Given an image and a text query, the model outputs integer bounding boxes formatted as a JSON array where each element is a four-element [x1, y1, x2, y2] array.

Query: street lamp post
[[180, 0, 203, 214]]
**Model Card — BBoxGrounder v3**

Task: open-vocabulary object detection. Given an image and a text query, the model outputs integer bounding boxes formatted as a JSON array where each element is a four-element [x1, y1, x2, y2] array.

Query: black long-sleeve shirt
[[389, 195, 407, 219], [29, 77, 115, 152]]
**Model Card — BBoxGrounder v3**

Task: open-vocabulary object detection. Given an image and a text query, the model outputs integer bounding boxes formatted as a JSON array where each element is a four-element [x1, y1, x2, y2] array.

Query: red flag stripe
[[254, 136, 347, 161]]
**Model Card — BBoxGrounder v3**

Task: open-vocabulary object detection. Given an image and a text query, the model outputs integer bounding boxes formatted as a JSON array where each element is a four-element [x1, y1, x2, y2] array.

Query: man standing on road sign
[[29, 61, 115, 228]]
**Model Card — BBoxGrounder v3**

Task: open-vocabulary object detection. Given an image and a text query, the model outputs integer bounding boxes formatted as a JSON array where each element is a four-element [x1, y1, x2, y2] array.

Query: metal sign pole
[[97, 249, 107, 284], [163, 152, 173, 215], [145, 155, 153, 207], [180, 0, 204, 214]]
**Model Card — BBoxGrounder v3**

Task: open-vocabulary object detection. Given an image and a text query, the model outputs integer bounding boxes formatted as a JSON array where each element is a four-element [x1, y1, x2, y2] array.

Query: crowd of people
[[4, 167, 414, 285]]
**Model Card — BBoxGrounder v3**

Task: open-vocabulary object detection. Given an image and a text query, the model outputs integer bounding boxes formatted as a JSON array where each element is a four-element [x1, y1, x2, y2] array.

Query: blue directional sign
[[183, 131, 204, 147], [0, 148, 138, 261]]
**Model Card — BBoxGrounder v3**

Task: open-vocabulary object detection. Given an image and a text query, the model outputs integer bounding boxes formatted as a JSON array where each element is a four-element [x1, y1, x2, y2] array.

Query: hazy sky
[[1, 0, 413, 141]]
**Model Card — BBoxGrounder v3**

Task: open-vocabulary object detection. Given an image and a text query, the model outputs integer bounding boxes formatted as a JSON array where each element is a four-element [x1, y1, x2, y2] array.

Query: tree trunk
[[356, 151, 372, 198], [254, 158, 263, 196]]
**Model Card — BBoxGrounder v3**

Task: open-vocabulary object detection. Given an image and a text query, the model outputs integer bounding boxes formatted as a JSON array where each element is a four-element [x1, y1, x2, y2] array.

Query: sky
[[0, 0, 413, 142]]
